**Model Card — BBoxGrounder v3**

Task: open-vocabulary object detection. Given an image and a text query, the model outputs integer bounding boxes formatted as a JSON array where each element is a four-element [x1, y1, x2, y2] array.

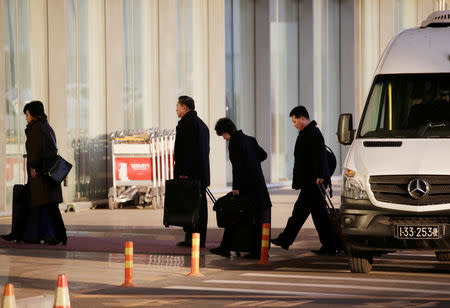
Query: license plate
[[396, 225, 441, 239]]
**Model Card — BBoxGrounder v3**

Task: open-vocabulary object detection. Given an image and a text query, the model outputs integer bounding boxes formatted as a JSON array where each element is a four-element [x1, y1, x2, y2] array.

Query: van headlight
[[343, 169, 369, 200]]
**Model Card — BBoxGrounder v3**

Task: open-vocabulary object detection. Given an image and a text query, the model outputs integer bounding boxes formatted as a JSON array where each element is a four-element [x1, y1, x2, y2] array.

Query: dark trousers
[[183, 189, 207, 246], [277, 185, 336, 249], [23, 203, 67, 243], [220, 206, 271, 256]]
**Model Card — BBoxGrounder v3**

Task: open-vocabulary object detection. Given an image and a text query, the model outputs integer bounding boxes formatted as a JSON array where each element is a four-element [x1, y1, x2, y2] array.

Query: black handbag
[[46, 133, 72, 184], [47, 155, 72, 184]]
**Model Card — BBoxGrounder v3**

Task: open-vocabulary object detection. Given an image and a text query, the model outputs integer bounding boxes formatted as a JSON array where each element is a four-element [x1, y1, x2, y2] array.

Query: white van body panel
[[345, 139, 450, 212], [375, 27, 450, 75]]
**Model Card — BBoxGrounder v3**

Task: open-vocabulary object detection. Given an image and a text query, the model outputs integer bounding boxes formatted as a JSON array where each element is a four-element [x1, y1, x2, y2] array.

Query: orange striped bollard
[[2, 283, 16, 308], [187, 233, 203, 276], [121, 241, 136, 287], [258, 223, 270, 264], [53, 274, 70, 308]]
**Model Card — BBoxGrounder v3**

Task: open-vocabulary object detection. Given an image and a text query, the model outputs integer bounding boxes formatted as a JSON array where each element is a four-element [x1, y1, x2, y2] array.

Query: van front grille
[[370, 175, 450, 205]]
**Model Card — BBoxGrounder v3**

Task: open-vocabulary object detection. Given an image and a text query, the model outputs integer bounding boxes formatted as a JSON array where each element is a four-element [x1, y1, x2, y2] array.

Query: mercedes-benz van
[[337, 10, 450, 273]]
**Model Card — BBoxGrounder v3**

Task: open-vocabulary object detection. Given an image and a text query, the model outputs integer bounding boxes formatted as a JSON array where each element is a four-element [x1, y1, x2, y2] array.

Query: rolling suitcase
[[9, 184, 28, 241], [163, 179, 201, 228], [318, 182, 343, 252]]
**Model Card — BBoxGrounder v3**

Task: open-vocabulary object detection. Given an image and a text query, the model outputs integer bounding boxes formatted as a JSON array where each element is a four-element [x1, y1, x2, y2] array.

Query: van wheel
[[435, 251, 450, 261], [348, 252, 373, 273]]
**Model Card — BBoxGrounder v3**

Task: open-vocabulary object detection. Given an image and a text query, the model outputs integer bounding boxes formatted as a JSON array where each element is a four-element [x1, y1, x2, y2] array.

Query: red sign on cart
[[114, 157, 153, 181]]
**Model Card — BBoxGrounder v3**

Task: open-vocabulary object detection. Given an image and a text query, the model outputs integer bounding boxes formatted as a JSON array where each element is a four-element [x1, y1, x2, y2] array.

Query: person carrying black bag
[[174, 96, 210, 248], [211, 118, 272, 259], [270, 106, 337, 255], [22, 101, 67, 245]]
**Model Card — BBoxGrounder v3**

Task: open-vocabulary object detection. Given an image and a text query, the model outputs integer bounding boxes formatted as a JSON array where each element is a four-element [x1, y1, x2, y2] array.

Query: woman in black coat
[[23, 101, 67, 245], [211, 118, 271, 258]]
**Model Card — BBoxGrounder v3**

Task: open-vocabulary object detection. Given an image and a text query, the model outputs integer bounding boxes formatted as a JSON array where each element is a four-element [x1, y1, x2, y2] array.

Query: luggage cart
[[109, 129, 175, 209]]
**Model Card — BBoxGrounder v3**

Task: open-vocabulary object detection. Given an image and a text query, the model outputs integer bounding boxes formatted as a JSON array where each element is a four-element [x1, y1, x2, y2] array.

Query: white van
[[337, 10, 450, 273]]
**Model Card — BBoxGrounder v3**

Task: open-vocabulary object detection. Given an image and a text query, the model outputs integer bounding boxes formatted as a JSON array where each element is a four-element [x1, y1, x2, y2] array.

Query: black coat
[[229, 130, 272, 211], [292, 120, 330, 190], [25, 118, 63, 207], [174, 110, 210, 187]]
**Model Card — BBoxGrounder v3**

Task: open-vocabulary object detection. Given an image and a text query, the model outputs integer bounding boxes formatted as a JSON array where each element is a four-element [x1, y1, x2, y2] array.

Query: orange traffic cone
[[187, 233, 203, 276], [2, 283, 16, 308], [53, 274, 70, 308], [258, 223, 270, 265]]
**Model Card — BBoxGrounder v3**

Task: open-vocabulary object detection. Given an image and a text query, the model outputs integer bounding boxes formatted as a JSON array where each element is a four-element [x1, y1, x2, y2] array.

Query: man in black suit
[[174, 96, 210, 248], [271, 106, 337, 255]]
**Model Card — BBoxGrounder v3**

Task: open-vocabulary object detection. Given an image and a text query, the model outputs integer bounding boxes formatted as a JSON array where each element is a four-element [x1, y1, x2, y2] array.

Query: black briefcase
[[164, 179, 201, 228], [213, 192, 253, 228]]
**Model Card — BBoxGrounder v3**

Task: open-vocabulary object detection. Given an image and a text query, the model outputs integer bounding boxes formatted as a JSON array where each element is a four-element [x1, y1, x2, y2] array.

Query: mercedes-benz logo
[[407, 179, 430, 200]]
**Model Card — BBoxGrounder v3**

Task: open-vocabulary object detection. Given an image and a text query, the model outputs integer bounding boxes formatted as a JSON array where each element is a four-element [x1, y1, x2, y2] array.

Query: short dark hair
[[23, 100, 46, 118], [178, 96, 195, 110], [289, 106, 309, 119], [215, 117, 237, 136]]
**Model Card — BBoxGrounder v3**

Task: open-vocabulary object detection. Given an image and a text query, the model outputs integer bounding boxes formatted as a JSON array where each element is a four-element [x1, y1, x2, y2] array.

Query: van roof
[[376, 26, 450, 75]]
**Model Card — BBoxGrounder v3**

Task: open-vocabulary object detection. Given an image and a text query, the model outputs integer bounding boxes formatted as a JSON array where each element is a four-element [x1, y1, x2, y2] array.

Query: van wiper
[[418, 121, 450, 137]]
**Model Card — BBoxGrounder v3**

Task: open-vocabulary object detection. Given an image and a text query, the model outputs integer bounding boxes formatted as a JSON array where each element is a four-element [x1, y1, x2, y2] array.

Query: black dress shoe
[[1, 233, 16, 242], [209, 247, 231, 258], [270, 238, 289, 250], [176, 240, 192, 247]]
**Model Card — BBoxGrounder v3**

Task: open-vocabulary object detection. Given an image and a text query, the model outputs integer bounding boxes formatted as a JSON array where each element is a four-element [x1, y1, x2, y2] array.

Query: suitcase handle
[[206, 187, 216, 204], [317, 182, 337, 218]]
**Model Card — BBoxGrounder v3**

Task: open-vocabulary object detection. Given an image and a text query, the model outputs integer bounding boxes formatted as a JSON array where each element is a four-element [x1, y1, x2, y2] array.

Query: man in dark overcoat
[[174, 96, 210, 247], [271, 106, 337, 255], [211, 118, 271, 258]]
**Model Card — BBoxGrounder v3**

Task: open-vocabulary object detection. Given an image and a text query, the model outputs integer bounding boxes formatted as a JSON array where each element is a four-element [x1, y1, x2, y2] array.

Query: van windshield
[[358, 74, 450, 138]]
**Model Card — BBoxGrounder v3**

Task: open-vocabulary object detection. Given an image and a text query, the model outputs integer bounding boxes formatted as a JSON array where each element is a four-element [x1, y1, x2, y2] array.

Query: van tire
[[435, 251, 450, 261], [348, 252, 373, 273]]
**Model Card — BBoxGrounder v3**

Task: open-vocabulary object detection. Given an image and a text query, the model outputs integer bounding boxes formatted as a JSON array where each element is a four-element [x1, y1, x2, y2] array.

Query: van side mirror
[[337, 113, 355, 145]]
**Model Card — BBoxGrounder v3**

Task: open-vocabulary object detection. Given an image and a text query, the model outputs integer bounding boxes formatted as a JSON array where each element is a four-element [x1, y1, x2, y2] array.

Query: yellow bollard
[[187, 233, 203, 276], [258, 223, 271, 264], [121, 241, 136, 287]]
